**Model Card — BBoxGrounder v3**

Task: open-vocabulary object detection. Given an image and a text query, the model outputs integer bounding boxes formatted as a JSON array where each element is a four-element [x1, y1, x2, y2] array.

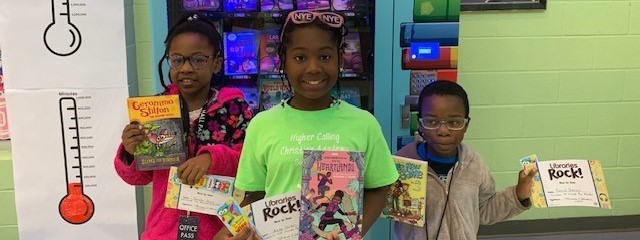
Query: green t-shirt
[[235, 101, 399, 198]]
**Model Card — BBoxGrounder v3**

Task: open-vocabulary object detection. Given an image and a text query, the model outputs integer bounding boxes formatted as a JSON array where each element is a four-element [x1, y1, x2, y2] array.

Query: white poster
[[0, 0, 127, 89], [0, 1, 138, 239]]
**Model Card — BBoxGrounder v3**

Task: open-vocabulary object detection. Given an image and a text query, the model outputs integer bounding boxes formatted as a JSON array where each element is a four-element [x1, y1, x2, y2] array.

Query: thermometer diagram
[[58, 97, 94, 224], [44, 0, 82, 56]]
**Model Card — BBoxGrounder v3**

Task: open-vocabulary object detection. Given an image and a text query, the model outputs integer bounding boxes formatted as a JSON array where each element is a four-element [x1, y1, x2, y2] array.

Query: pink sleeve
[[113, 144, 153, 185], [197, 143, 243, 177]]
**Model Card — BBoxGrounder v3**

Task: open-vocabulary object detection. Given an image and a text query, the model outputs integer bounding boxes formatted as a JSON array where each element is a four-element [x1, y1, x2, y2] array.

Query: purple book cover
[[223, 0, 259, 12], [342, 30, 363, 74], [260, 0, 294, 11], [297, 0, 330, 10], [300, 150, 364, 240], [224, 32, 259, 75], [259, 31, 281, 75], [332, 0, 362, 11]]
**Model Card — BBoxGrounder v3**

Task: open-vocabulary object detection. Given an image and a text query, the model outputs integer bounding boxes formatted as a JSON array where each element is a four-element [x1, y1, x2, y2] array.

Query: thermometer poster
[[0, 1, 138, 239]]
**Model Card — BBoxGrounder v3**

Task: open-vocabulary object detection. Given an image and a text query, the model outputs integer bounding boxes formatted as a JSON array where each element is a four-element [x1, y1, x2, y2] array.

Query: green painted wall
[[458, 0, 640, 220]]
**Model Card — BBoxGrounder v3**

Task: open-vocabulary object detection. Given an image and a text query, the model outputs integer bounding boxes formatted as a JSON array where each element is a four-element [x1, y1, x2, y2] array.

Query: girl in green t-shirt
[[215, 10, 399, 240]]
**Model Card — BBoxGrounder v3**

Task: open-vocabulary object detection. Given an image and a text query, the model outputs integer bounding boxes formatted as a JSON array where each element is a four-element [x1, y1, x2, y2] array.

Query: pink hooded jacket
[[114, 85, 252, 240]]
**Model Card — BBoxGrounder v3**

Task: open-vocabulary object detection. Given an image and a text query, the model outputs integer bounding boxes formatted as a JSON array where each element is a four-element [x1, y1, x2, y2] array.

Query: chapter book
[[258, 78, 291, 111], [223, 0, 259, 12], [224, 32, 259, 76], [297, 0, 330, 10], [520, 155, 612, 209], [332, 0, 363, 11], [342, 30, 363, 74], [260, 0, 294, 11], [183, 0, 221, 11], [381, 156, 427, 227], [300, 150, 364, 240], [217, 198, 252, 236], [259, 30, 281, 75], [235, 85, 260, 112], [330, 87, 360, 108], [249, 192, 301, 240], [127, 95, 186, 171], [165, 166, 235, 215]]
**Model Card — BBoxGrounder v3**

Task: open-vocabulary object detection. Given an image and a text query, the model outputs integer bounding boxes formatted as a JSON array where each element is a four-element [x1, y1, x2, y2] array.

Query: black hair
[[277, 15, 347, 99], [333, 190, 344, 199], [417, 81, 470, 118], [157, 11, 224, 92]]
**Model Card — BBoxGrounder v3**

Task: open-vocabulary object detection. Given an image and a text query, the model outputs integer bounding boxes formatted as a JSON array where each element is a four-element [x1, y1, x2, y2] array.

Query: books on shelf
[[183, 0, 221, 11]]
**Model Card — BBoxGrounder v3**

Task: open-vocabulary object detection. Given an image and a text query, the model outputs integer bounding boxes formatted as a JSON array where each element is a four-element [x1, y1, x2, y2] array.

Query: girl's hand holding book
[[177, 153, 212, 185], [121, 122, 147, 155]]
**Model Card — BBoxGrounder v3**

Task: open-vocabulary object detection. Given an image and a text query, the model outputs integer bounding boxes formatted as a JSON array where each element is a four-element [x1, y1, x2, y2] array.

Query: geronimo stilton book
[[520, 155, 612, 209], [300, 150, 364, 240], [381, 156, 427, 227], [127, 95, 186, 171]]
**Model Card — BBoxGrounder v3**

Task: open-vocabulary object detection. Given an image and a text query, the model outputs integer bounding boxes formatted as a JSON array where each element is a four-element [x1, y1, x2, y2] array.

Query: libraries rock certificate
[[250, 192, 301, 240], [525, 159, 612, 209]]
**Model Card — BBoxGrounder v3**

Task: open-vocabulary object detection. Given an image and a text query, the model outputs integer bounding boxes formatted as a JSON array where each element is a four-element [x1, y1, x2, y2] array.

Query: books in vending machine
[[183, 0, 221, 11], [224, 31, 259, 76], [223, 0, 259, 12], [261, 0, 294, 11]]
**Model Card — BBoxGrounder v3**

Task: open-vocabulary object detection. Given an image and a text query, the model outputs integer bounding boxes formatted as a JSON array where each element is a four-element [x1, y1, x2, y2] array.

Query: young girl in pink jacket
[[115, 12, 252, 240]]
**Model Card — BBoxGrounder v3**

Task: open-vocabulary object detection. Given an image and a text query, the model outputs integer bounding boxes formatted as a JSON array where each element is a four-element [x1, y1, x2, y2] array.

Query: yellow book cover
[[382, 155, 427, 227], [127, 94, 186, 170], [520, 155, 612, 209]]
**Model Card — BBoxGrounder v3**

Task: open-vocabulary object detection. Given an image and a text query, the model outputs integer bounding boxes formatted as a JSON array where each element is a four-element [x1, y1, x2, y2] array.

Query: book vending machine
[[168, 0, 377, 115], [396, 0, 462, 151]]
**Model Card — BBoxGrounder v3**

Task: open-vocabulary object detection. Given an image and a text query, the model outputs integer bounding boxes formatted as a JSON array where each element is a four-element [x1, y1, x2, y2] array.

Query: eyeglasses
[[418, 117, 469, 131], [167, 54, 213, 70], [280, 10, 344, 40]]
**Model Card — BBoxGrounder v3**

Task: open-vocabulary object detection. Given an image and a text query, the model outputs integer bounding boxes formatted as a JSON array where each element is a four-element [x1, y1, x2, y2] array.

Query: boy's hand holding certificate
[[520, 155, 612, 209]]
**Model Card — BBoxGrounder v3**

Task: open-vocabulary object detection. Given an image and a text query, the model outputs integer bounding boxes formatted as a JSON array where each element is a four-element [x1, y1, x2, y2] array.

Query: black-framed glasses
[[418, 117, 469, 131], [167, 54, 213, 70]]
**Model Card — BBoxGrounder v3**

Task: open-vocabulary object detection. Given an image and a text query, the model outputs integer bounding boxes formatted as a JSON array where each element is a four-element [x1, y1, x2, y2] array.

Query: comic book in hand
[[258, 78, 291, 111], [127, 94, 186, 171], [259, 30, 281, 75], [224, 32, 259, 76], [249, 192, 301, 240], [300, 150, 364, 240], [381, 156, 427, 227], [183, 0, 221, 11], [519, 155, 612, 209], [260, 0, 294, 11]]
